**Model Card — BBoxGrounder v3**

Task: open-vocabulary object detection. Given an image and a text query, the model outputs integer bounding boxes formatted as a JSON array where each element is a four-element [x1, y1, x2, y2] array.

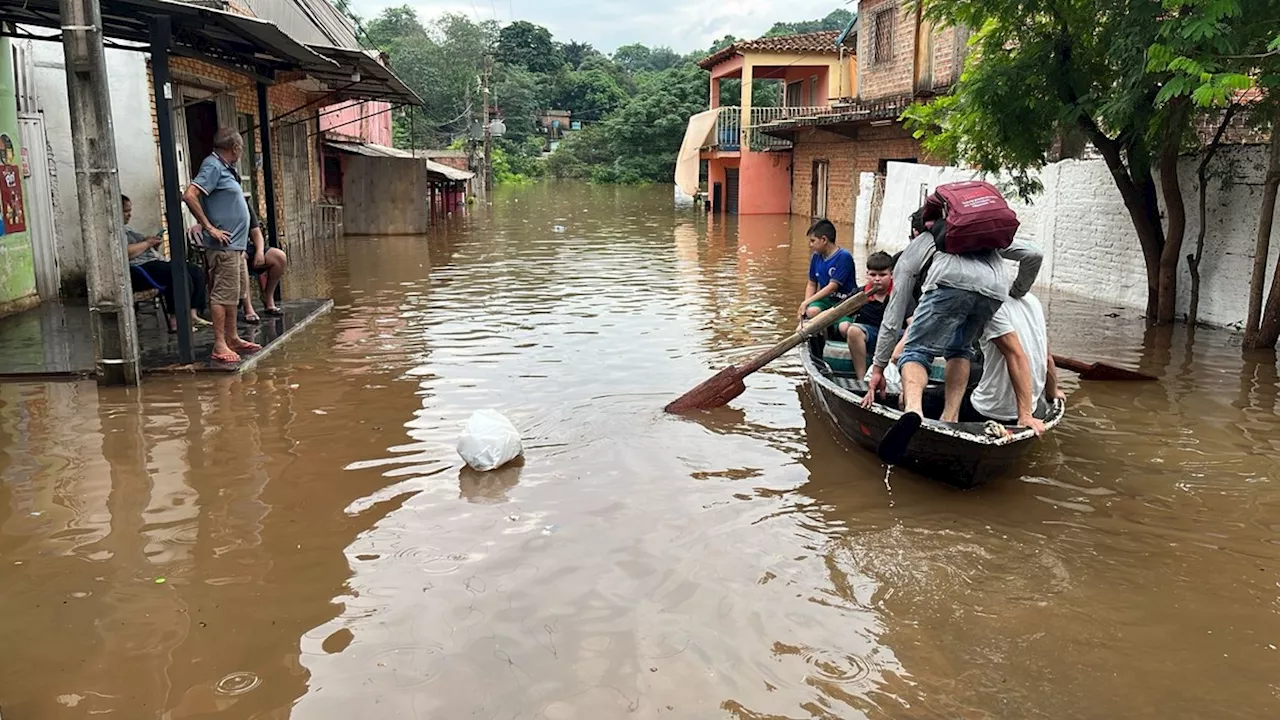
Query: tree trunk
[[1187, 106, 1237, 327], [1244, 110, 1280, 348], [1155, 104, 1190, 325], [1078, 118, 1166, 318]]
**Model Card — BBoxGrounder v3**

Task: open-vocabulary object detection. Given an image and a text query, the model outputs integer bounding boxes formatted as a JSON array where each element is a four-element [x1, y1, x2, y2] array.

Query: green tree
[[764, 9, 854, 37], [906, 0, 1193, 323], [497, 20, 564, 74], [1148, 0, 1279, 344], [552, 69, 629, 122], [558, 40, 600, 69]]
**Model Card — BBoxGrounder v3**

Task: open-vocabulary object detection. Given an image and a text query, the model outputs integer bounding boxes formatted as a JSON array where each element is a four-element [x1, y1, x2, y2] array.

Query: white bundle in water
[[457, 409, 524, 471]]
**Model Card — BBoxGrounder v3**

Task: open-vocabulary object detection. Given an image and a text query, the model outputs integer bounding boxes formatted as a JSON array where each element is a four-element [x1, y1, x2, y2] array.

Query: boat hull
[[801, 350, 1064, 489]]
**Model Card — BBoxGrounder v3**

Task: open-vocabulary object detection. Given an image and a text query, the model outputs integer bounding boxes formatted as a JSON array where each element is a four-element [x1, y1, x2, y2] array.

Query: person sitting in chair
[[242, 208, 287, 322], [122, 194, 210, 333]]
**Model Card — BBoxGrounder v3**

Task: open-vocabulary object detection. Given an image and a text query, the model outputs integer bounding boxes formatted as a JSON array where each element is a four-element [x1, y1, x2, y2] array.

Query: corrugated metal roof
[[302, 45, 423, 106], [698, 31, 841, 70], [0, 0, 335, 75], [326, 140, 475, 181]]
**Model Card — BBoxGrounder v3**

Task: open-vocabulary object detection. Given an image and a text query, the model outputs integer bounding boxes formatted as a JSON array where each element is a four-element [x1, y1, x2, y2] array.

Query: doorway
[[184, 100, 218, 176], [811, 160, 829, 219], [724, 168, 740, 214]]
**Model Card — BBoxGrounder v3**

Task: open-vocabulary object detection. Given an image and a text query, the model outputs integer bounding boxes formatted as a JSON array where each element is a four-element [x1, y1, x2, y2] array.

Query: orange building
[[677, 31, 855, 215]]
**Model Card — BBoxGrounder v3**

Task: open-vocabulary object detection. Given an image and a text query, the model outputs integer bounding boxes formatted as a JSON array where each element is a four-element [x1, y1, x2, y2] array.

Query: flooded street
[[3, 182, 1280, 719]]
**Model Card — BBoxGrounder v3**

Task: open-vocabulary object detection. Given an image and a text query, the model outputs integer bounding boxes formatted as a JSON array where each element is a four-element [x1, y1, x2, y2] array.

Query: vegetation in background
[[341, 5, 854, 184]]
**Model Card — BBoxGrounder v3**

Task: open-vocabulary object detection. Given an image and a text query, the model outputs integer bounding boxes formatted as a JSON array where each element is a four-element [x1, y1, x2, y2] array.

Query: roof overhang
[[326, 140, 474, 181], [301, 45, 423, 107], [0, 0, 336, 79]]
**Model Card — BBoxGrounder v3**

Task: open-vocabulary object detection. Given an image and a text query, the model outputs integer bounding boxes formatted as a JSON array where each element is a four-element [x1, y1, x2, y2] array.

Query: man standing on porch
[[182, 127, 260, 364]]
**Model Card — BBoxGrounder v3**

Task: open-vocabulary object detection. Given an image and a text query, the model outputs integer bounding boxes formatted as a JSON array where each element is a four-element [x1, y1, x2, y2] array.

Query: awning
[[302, 45, 423, 107], [327, 140, 475, 181], [0, 0, 335, 78], [674, 109, 719, 197]]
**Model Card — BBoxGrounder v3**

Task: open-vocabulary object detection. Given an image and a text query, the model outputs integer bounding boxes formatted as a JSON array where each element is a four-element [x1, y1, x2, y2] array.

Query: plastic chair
[[131, 264, 168, 326]]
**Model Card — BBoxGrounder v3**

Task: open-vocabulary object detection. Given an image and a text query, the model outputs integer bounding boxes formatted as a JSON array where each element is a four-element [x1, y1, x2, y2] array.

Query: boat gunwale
[[799, 349, 1066, 446]]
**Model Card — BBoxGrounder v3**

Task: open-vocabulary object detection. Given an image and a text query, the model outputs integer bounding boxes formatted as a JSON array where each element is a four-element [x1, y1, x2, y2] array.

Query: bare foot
[[229, 339, 262, 353]]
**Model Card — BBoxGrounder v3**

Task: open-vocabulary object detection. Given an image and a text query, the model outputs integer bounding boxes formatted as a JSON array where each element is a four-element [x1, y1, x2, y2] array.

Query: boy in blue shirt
[[798, 219, 859, 355]]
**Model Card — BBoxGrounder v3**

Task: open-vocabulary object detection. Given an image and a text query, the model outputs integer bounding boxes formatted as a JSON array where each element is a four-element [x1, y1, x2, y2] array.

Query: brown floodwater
[[2, 182, 1280, 719]]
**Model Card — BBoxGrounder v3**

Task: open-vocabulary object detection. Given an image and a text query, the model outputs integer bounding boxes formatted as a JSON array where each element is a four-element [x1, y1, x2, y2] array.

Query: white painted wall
[[25, 37, 160, 286], [872, 148, 1280, 329]]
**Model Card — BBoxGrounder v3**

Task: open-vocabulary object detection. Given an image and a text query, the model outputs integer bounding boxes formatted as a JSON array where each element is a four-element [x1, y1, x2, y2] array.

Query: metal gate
[[278, 120, 314, 245], [17, 114, 58, 300], [866, 174, 886, 245], [724, 168, 740, 214]]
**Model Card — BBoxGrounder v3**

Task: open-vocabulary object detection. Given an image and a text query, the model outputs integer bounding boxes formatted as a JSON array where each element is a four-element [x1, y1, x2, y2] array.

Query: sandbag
[[457, 409, 524, 472]]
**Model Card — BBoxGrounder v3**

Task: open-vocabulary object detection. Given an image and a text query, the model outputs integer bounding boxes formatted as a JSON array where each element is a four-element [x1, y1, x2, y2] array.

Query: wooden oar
[[1052, 354, 1157, 382], [665, 291, 870, 413]]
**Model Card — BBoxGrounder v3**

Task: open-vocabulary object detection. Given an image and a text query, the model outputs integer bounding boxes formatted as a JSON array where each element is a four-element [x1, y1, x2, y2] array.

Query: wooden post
[[255, 81, 281, 304], [150, 16, 193, 363], [59, 0, 140, 385]]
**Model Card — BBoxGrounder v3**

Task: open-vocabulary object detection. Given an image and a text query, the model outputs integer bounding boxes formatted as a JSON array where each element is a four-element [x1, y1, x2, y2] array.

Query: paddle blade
[[1076, 363, 1158, 382], [1052, 354, 1157, 382], [664, 366, 747, 413]]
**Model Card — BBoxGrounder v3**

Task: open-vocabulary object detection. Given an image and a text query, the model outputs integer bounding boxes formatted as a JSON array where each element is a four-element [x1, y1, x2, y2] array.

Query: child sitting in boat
[[845, 251, 894, 379], [797, 218, 857, 331]]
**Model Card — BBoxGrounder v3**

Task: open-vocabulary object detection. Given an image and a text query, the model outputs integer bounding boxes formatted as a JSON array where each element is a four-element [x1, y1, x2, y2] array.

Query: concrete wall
[[341, 155, 428, 235], [28, 40, 160, 292], [739, 151, 792, 215], [867, 147, 1280, 329]]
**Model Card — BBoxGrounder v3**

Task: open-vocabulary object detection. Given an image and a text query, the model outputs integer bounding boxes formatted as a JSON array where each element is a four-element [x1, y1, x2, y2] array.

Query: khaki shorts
[[205, 249, 249, 306]]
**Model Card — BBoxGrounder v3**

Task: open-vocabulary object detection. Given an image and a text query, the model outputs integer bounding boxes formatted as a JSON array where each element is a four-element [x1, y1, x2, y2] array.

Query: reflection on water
[[2, 182, 1280, 718]]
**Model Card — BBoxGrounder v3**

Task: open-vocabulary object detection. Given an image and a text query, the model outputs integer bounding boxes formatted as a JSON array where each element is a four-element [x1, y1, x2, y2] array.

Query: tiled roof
[[698, 31, 841, 70]]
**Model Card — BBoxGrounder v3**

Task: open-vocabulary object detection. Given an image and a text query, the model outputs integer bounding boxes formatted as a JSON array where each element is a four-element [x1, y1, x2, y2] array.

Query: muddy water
[[2, 183, 1280, 719]]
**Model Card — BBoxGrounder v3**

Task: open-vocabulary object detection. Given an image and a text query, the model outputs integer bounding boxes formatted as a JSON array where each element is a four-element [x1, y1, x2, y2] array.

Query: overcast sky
[[347, 0, 854, 54]]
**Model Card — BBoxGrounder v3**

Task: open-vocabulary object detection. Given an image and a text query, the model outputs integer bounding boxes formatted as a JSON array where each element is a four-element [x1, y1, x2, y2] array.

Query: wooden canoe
[[801, 343, 1065, 489]]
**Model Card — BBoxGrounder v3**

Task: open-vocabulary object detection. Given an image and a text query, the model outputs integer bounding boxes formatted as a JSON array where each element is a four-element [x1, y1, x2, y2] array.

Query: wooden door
[[811, 160, 829, 219]]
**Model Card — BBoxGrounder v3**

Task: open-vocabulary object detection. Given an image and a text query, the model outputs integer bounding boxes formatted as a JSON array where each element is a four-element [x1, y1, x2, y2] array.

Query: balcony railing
[[711, 106, 741, 151], [704, 106, 842, 152]]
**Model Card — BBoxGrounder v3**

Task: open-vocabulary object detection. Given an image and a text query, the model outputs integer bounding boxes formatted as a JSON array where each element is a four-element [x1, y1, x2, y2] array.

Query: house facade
[[760, 1, 967, 235], [1, 0, 426, 313], [683, 31, 856, 215]]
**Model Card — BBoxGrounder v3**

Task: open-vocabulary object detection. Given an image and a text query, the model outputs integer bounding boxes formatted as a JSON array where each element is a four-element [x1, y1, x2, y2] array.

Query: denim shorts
[[850, 322, 879, 356], [897, 286, 1003, 370]]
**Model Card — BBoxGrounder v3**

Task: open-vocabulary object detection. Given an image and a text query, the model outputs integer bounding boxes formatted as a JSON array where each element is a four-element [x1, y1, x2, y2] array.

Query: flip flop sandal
[[244, 312, 261, 323], [232, 342, 262, 354], [877, 411, 922, 465], [262, 306, 284, 316], [211, 351, 241, 364]]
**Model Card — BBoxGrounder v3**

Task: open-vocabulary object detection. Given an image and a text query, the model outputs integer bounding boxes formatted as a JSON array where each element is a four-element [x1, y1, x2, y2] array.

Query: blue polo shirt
[[808, 247, 856, 301], [191, 153, 250, 251]]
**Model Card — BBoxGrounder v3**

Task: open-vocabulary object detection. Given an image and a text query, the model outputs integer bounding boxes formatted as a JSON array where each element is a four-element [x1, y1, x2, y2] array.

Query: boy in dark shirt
[[846, 251, 894, 379]]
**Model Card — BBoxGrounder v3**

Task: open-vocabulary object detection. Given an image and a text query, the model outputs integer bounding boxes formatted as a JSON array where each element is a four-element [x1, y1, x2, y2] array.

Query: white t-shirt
[[971, 294, 1048, 422]]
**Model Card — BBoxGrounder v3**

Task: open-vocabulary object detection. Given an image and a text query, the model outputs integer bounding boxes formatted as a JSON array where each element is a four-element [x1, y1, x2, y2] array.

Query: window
[[786, 81, 803, 108], [870, 7, 896, 67]]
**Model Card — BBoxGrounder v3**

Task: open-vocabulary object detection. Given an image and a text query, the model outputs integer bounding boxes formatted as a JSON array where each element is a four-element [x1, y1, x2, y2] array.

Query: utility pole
[[59, 0, 141, 385], [482, 54, 493, 195]]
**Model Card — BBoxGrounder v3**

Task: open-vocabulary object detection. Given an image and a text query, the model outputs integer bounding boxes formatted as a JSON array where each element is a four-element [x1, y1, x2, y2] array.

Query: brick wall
[[858, 0, 917, 101], [145, 57, 320, 248], [789, 125, 929, 225]]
